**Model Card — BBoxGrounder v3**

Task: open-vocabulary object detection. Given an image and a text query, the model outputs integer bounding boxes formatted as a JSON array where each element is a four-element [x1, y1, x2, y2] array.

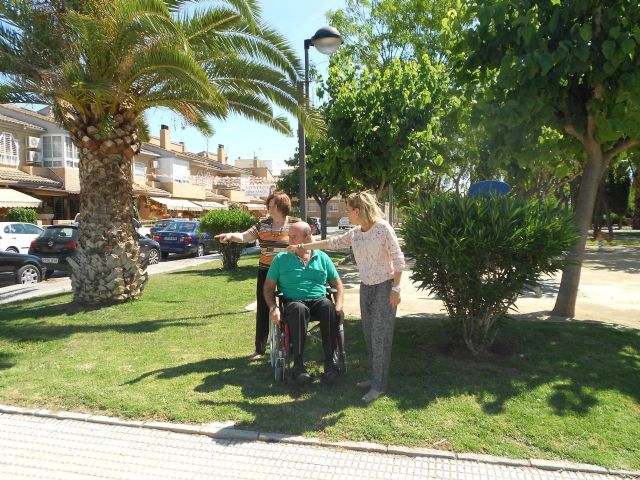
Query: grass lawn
[[1, 255, 639, 469]]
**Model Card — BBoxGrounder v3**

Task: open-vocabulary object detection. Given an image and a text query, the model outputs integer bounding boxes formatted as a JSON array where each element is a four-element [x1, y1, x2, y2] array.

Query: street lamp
[[298, 26, 343, 220]]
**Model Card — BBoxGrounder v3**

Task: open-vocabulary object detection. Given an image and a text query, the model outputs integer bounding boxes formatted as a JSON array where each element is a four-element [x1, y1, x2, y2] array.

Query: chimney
[[217, 144, 226, 164], [179, 141, 185, 153], [160, 125, 170, 149]]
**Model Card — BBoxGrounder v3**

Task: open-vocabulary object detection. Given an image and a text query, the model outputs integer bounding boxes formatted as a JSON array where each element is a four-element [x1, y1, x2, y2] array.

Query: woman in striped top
[[215, 191, 298, 360]]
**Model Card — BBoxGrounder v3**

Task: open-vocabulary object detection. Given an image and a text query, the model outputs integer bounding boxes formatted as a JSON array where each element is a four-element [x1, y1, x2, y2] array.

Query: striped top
[[246, 216, 299, 270]]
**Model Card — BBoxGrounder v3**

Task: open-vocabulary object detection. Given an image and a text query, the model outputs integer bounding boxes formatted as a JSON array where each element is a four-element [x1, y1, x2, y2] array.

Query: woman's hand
[[390, 290, 401, 307], [286, 244, 303, 254], [215, 233, 231, 243]]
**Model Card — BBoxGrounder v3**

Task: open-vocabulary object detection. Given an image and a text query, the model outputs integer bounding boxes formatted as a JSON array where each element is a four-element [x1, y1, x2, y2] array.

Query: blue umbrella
[[468, 180, 511, 197]]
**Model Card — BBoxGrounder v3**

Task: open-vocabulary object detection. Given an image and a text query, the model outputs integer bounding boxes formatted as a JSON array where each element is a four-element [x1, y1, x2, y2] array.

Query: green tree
[[199, 209, 255, 270], [277, 139, 357, 239], [458, 1, 640, 317], [0, 0, 313, 303], [320, 57, 450, 197]]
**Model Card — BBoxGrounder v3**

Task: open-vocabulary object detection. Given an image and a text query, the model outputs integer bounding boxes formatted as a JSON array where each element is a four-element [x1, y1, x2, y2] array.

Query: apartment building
[[0, 105, 268, 222]]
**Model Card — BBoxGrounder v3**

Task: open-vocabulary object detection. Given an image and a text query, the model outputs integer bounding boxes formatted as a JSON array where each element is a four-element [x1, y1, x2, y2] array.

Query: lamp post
[[298, 26, 343, 220]]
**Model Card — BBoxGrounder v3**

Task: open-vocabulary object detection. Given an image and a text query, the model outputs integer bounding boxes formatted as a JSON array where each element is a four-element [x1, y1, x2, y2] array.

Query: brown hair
[[266, 190, 291, 216], [346, 191, 384, 224]]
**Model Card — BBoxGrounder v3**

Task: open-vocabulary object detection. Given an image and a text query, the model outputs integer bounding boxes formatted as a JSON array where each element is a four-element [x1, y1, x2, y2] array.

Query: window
[[308, 203, 318, 212], [328, 203, 339, 212], [172, 160, 191, 183], [0, 132, 19, 166], [42, 135, 79, 167], [42, 136, 64, 167], [134, 161, 146, 177], [65, 137, 79, 168]]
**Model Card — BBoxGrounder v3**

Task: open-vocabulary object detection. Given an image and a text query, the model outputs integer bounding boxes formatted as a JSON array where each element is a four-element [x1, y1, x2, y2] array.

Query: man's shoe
[[248, 351, 263, 361], [321, 369, 339, 384]]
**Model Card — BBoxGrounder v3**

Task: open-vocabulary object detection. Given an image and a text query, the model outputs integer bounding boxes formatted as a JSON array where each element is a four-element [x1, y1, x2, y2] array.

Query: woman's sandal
[[361, 388, 383, 404]]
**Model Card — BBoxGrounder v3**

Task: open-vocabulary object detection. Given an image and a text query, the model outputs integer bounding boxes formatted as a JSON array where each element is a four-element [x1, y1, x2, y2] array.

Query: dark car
[[153, 220, 210, 259], [28, 225, 78, 277], [138, 234, 160, 265], [150, 218, 182, 236], [29, 225, 163, 276], [0, 250, 44, 285]]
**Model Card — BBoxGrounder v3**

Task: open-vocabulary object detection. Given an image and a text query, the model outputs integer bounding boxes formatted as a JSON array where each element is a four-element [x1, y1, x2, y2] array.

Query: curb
[[1, 405, 638, 478]]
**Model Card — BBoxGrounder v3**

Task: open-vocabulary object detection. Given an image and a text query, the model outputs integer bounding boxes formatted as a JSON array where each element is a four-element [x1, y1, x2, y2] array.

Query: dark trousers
[[255, 268, 270, 354], [283, 297, 337, 361]]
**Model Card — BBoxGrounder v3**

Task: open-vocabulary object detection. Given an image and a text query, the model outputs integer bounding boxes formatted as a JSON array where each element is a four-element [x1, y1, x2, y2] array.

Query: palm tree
[[0, 0, 312, 303]]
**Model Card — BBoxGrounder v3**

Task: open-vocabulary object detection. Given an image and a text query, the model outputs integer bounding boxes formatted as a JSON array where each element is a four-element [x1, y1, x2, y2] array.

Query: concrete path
[[1, 409, 634, 480]]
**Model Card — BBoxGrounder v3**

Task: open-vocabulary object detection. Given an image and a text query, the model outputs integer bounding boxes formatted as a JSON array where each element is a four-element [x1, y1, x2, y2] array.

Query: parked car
[[153, 220, 210, 259], [0, 222, 45, 253], [150, 218, 183, 236], [138, 234, 160, 265], [338, 216, 353, 230], [29, 225, 163, 277], [134, 218, 151, 238], [0, 250, 44, 285]]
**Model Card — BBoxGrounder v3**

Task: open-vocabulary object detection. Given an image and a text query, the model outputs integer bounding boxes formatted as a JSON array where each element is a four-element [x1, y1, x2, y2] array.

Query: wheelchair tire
[[334, 349, 347, 375]]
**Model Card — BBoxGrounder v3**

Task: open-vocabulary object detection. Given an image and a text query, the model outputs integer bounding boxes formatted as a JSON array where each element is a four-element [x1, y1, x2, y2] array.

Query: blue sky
[[145, 0, 347, 174]]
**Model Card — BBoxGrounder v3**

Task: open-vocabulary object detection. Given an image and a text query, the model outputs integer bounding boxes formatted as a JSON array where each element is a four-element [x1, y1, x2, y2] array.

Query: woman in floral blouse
[[288, 191, 404, 403]]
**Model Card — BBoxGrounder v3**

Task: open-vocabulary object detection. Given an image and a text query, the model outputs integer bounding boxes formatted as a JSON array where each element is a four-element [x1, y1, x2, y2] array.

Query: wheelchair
[[269, 287, 347, 382]]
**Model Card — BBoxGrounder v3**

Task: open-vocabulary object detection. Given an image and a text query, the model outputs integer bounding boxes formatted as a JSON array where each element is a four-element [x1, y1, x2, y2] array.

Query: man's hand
[[214, 233, 231, 244], [335, 306, 345, 325], [270, 307, 281, 325]]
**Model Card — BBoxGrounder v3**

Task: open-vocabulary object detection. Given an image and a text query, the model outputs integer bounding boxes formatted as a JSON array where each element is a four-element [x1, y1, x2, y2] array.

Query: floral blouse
[[327, 219, 405, 285]]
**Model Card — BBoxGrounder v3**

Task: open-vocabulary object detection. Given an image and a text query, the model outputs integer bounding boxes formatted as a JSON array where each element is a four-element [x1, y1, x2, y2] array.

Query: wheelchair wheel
[[275, 364, 285, 382], [269, 321, 278, 368], [334, 349, 347, 375]]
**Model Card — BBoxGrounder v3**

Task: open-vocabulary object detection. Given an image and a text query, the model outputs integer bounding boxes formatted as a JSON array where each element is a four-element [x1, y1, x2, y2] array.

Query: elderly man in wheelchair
[[263, 221, 345, 384]]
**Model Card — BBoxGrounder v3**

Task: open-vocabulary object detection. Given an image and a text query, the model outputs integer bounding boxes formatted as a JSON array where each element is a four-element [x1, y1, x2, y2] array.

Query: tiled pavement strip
[[1, 409, 638, 480]]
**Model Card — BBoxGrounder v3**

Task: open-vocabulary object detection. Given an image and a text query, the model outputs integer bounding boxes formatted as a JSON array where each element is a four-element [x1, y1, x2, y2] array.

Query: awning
[[0, 188, 42, 208], [245, 203, 267, 210], [194, 201, 227, 211], [149, 197, 203, 212]]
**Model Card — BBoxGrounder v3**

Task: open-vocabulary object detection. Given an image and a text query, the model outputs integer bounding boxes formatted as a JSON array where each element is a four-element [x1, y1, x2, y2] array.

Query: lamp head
[[310, 26, 343, 55]]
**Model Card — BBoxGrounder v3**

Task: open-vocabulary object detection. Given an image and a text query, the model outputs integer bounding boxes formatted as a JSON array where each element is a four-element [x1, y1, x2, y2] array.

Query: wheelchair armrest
[[326, 287, 337, 294], [276, 292, 284, 298]]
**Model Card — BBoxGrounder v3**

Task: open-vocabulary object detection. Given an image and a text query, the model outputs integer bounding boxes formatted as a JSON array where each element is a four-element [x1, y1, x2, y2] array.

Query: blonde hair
[[346, 191, 384, 224]]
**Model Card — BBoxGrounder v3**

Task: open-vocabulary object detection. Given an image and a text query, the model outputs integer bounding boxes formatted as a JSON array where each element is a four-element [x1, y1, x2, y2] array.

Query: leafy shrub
[[5, 207, 37, 224], [199, 209, 256, 270], [402, 194, 579, 355]]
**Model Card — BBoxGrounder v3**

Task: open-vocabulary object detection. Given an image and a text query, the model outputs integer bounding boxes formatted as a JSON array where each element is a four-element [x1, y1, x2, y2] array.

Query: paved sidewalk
[[1, 411, 634, 480]]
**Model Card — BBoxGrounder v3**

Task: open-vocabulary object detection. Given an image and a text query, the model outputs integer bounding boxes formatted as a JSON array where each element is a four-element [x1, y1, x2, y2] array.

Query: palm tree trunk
[[67, 117, 146, 303], [551, 147, 605, 318]]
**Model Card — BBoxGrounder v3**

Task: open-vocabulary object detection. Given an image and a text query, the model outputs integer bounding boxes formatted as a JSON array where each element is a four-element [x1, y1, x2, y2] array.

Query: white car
[[338, 216, 353, 230], [0, 222, 45, 253]]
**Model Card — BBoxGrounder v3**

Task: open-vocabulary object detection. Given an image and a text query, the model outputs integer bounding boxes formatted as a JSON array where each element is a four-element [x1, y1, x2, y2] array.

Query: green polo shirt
[[266, 250, 339, 301]]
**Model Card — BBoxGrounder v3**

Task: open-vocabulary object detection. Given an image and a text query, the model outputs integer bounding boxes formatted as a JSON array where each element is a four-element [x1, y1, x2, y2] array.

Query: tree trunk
[[632, 169, 640, 229], [67, 115, 147, 304], [551, 147, 606, 318]]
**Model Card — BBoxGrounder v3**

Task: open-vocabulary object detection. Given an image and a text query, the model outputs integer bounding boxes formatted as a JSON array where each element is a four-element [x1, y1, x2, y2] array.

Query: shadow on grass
[[0, 318, 206, 343], [167, 264, 257, 282], [124, 315, 640, 433], [390, 316, 640, 417], [0, 352, 15, 371]]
